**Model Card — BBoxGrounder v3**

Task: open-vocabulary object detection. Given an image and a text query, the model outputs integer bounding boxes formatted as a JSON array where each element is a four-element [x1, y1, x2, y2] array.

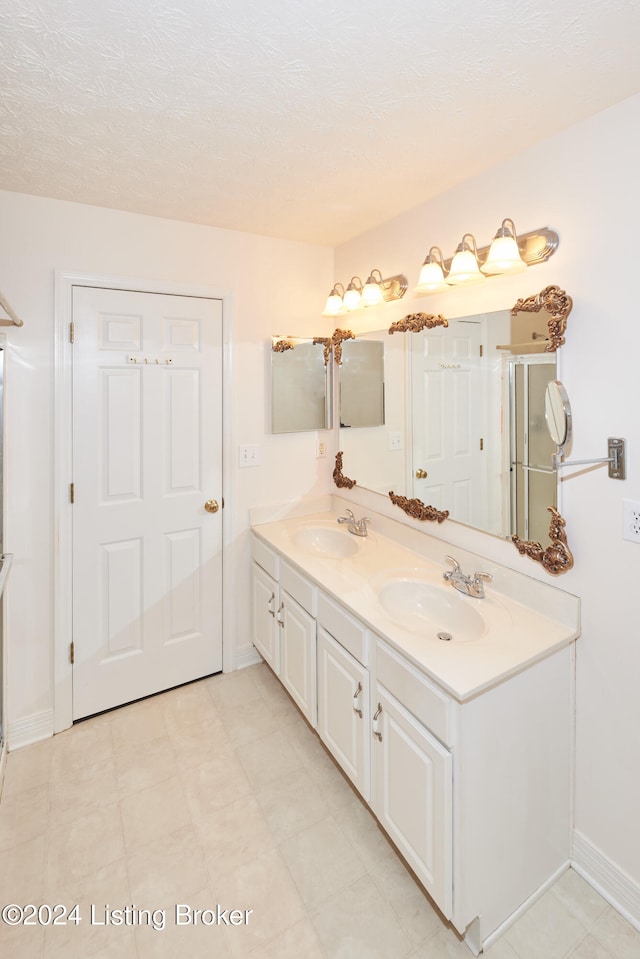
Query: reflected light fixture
[[447, 234, 485, 286], [322, 270, 408, 314], [414, 221, 559, 295], [481, 218, 527, 275]]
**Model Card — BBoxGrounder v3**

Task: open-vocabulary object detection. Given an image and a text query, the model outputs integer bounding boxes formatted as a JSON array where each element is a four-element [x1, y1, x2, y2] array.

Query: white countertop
[[251, 510, 579, 703]]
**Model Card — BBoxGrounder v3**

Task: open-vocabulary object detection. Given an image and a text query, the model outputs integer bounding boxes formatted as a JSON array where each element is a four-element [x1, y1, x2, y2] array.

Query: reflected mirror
[[337, 286, 572, 555], [271, 337, 332, 433], [339, 340, 385, 428]]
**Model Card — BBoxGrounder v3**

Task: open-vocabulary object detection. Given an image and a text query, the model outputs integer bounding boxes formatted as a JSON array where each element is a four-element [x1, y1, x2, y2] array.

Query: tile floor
[[1, 663, 639, 959]]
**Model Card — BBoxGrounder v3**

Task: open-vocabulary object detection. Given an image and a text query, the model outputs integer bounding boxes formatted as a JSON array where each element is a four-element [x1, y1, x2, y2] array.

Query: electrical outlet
[[239, 444, 260, 468], [623, 499, 640, 543], [389, 431, 403, 451], [316, 437, 328, 458]]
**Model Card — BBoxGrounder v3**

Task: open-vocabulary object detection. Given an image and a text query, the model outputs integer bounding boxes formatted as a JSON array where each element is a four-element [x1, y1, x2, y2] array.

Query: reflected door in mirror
[[411, 319, 487, 528]]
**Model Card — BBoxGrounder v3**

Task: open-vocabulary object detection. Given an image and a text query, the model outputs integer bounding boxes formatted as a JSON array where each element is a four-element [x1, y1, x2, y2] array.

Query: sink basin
[[377, 576, 486, 642], [292, 525, 360, 559]]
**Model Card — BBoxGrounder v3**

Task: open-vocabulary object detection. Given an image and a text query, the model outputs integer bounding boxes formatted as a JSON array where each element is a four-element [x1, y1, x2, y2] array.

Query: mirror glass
[[338, 329, 406, 494], [545, 380, 572, 448], [271, 338, 332, 433], [339, 340, 385, 428], [338, 299, 561, 544]]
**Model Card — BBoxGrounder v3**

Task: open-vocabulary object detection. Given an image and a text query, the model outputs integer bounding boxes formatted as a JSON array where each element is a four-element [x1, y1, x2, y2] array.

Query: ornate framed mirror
[[332, 285, 574, 575]]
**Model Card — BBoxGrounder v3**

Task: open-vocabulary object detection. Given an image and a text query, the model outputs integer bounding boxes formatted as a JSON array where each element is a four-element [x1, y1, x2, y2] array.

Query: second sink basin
[[292, 525, 360, 559], [377, 575, 486, 642]]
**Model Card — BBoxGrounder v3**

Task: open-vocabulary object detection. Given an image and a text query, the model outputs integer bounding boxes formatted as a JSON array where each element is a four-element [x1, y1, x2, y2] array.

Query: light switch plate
[[239, 445, 260, 468]]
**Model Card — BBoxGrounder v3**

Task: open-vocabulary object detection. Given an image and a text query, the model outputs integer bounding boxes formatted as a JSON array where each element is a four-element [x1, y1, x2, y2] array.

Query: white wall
[[0, 190, 334, 741], [334, 94, 640, 896]]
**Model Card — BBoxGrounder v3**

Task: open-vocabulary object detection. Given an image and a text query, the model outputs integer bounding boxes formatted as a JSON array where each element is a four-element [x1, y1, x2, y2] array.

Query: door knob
[[204, 499, 220, 513], [415, 468, 428, 479]]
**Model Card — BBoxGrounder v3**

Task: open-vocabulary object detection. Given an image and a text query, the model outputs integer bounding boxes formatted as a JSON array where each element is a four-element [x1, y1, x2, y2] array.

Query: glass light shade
[[481, 234, 527, 275], [416, 260, 448, 293], [322, 292, 344, 316], [343, 287, 362, 310], [362, 279, 383, 307], [446, 248, 485, 286]]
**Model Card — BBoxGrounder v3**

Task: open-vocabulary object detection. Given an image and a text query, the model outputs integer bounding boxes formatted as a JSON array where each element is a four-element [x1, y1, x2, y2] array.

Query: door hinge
[[70, 641, 75, 665], [479, 344, 484, 357], [480, 438, 484, 451], [69, 322, 75, 344], [70, 482, 75, 504]]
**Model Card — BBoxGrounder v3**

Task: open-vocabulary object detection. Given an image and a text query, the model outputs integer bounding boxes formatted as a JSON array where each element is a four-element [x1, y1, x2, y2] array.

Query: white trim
[[479, 861, 571, 953], [235, 644, 262, 670], [0, 332, 6, 785], [7, 709, 55, 750], [54, 272, 234, 733], [572, 830, 640, 933]]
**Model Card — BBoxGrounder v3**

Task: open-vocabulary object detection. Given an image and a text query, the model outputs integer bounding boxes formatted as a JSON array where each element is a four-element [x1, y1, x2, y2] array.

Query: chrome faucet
[[443, 555, 492, 599], [337, 508, 371, 537]]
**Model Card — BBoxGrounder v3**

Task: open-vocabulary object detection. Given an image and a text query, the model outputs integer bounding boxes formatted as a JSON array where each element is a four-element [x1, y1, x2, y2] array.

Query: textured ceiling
[[2, 0, 640, 245]]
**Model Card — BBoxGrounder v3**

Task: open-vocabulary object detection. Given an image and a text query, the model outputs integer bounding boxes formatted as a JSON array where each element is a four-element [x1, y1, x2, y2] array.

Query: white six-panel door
[[71, 287, 223, 719]]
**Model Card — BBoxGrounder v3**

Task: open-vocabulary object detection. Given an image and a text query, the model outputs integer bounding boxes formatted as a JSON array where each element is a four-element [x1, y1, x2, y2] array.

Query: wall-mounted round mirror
[[544, 380, 572, 449]]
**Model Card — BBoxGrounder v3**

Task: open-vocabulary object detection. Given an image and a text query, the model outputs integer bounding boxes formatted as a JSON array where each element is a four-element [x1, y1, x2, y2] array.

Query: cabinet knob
[[415, 468, 428, 479], [204, 499, 220, 513]]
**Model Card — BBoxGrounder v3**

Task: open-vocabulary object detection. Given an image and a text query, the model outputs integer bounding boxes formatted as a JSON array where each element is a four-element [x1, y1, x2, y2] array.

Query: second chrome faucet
[[443, 555, 492, 599], [337, 509, 371, 537]]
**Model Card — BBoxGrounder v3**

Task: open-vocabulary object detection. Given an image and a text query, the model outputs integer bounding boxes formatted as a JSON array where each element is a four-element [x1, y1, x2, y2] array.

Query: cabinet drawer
[[375, 639, 452, 747], [317, 592, 368, 665], [280, 561, 317, 615], [251, 535, 279, 579]]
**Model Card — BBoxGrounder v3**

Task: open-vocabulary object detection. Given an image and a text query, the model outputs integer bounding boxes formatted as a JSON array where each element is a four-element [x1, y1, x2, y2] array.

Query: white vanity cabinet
[[371, 640, 453, 918], [316, 592, 370, 799], [252, 538, 318, 727], [251, 538, 280, 674], [250, 526, 575, 953], [252, 562, 280, 674]]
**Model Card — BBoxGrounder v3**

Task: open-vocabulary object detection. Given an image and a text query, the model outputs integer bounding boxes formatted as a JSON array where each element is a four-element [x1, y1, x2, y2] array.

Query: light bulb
[[416, 260, 447, 293], [447, 241, 484, 286], [481, 234, 527, 275], [362, 274, 383, 306]]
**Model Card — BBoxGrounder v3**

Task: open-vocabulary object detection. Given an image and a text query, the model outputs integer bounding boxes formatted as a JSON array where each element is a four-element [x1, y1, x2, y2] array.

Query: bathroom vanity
[[251, 502, 579, 954]]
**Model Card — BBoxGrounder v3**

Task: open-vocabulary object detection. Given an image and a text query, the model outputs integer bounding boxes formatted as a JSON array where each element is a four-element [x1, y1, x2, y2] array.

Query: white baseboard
[[234, 644, 262, 671], [7, 710, 54, 751], [572, 830, 640, 932]]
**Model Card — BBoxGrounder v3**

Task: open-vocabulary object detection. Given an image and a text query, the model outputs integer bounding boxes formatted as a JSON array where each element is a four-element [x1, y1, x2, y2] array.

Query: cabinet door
[[372, 686, 452, 918], [317, 627, 370, 800], [252, 562, 279, 674], [279, 591, 317, 727]]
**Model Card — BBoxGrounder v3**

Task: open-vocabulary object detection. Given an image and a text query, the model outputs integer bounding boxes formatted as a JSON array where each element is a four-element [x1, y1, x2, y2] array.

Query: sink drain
[[437, 631, 453, 642]]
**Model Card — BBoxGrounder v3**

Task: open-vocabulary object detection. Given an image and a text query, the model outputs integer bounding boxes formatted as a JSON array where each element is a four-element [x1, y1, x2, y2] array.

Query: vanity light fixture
[[416, 247, 448, 294], [481, 218, 527, 275], [414, 221, 559, 295], [343, 276, 364, 311], [322, 282, 347, 317], [447, 234, 485, 286], [323, 270, 408, 315]]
